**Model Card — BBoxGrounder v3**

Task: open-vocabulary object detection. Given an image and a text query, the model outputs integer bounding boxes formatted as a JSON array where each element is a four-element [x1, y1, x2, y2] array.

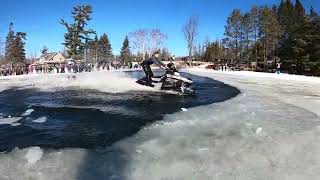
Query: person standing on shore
[[276, 63, 281, 74]]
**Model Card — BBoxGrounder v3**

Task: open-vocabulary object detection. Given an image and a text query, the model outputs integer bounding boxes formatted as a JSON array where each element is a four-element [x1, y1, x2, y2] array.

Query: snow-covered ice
[[187, 68, 320, 116], [11, 122, 21, 127], [25, 147, 43, 164], [0, 69, 320, 179], [22, 109, 34, 116], [32, 116, 47, 123], [0, 117, 22, 125]]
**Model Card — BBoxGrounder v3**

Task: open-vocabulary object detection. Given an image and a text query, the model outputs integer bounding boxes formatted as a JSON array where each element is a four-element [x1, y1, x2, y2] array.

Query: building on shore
[[29, 52, 67, 74]]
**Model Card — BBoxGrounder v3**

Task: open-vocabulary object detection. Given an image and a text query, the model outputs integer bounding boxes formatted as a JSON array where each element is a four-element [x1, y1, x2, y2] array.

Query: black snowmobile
[[137, 66, 196, 96]]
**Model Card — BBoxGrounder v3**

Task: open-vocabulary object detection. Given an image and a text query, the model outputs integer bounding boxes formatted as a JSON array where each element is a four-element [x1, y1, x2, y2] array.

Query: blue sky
[[0, 0, 319, 57]]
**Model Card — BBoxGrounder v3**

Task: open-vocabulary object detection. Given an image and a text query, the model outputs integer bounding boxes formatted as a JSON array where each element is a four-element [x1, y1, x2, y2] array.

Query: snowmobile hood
[[166, 74, 193, 84]]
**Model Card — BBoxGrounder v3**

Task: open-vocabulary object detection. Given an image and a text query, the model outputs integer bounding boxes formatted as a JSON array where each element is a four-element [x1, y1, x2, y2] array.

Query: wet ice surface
[[1, 69, 320, 180], [0, 71, 238, 152]]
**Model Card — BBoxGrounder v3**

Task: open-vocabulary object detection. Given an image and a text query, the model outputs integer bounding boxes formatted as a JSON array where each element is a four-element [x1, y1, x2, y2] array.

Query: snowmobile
[[137, 66, 196, 96]]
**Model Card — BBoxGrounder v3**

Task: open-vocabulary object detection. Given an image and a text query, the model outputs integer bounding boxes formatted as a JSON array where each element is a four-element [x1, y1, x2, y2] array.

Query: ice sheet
[[32, 117, 47, 123], [0, 117, 22, 125], [0, 69, 320, 180], [22, 109, 34, 116]]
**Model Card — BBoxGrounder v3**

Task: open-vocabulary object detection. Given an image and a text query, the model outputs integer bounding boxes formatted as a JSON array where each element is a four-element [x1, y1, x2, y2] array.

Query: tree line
[[200, 0, 320, 75], [1, 1, 319, 76], [1, 4, 172, 66], [60, 5, 171, 65]]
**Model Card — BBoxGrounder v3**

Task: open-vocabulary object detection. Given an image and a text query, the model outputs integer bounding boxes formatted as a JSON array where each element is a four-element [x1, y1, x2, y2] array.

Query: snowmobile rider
[[140, 50, 167, 87]]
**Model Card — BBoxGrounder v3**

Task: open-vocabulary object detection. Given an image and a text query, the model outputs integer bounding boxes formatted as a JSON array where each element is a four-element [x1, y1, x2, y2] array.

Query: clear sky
[[0, 0, 319, 57]]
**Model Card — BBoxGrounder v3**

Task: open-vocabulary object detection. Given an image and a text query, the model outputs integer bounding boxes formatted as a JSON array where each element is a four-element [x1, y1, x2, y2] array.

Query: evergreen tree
[[98, 33, 113, 62], [4, 22, 27, 64], [13, 32, 27, 63], [249, 6, 261, 64], [278, 0, 295, 34], [93, 35, 99, 62], [60, 5, 95, 59], [295, 0, 306, 18], [223, 9, 243, 63], [277, 1, 320, 74], [41, 46, 48, 55], [259, 7, 283, 64], [120, 36, 131, 64], [5, 22, 15, 62], [220, 1, 319, 75], [204, 40, 224, 63], [84, 35, 98, 63], [242, 12, 254, 63]]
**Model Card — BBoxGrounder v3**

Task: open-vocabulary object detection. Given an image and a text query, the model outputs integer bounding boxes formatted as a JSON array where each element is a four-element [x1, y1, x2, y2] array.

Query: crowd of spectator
[[0, 61, 140, 77]]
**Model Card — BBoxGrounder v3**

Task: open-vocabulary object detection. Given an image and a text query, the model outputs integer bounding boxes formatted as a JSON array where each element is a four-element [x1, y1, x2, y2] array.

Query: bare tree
[[130, 29, 167, 60], [149, 29, 167, 54], [183, 15, 199, 57], [130, 29, 148, 60]]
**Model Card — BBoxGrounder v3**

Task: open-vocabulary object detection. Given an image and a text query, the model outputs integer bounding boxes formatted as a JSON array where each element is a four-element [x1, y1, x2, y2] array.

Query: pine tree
[[295, 0, 306, 18], [41, 46, 48, 55], [5, 22, 15, 63], [259, 7, 283, 64], [120, 36, 131, 64], [242, 12, 254, 63], [249, 6, 261, 65], [223, 9, 243, 63], [13, 32, 27, 63], [92, 35, 99, 62], [60, 5, 95, 59], [278, 0, 295, 34], [203, 40, 224, 63], [278, 1, 320, 74], [98, 33, 113, 62], [220, 1, 319, 75], [4, 23, 27, 64]]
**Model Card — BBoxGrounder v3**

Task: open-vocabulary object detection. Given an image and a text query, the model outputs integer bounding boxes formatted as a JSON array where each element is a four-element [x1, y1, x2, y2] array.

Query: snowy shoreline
[[187, 68, 320, 117], [191, 67, 320, 83]]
